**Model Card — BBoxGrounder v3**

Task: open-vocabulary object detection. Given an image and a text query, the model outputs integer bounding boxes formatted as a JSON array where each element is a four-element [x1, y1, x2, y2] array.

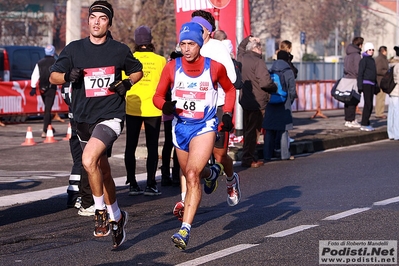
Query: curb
[[228, 129, 388, 161], [134, 130, 388, 162]]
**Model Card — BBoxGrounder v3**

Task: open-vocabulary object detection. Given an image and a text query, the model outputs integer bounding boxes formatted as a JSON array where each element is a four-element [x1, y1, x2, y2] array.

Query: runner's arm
[[153, 62, 174, 110], [213, 62, 236, 113]]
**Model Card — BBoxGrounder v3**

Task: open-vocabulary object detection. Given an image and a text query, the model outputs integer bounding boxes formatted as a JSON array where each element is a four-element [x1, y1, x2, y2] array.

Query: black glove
[[109, 79, 132, 96], [162, 100, 177, 115], [29, 88, 36, 96], [64, 68, 83, 83], [221, 113, 233, 132]]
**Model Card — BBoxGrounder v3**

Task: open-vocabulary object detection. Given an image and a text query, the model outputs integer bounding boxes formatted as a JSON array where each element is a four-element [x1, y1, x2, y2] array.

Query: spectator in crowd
[[387, 46, 399, 140], [153, 22, 236, 250], [49, 0, 143, 248], [263, 50, 297, 161], [30, 44, 58, 138], [279, 40, 298, 79], [374, 46, 389, 119], [358, 42, 377, 131], [276, 40, 298, 145], [124, 25, 166, 196], [343, 37, 364, 128], [237, 36, 277, 168], [213, 29, 243, 90]]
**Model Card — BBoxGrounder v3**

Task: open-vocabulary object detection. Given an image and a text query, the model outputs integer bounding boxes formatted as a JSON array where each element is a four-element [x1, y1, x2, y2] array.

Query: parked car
[[0, 45, 45, 81]]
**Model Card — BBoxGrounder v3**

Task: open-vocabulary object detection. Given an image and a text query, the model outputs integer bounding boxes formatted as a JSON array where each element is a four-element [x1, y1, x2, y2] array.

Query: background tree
[[0, 0, 51, 46], [99, 0, 176, 57]]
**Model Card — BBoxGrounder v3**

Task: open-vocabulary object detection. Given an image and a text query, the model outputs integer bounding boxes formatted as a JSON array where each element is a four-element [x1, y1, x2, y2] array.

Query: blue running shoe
[[204, 162, 224, 194], [171, 227, 190, 250]]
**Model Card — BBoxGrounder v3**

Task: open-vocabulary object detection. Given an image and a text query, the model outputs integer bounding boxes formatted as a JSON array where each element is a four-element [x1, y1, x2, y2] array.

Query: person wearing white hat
[[358, 42, 377, 131]]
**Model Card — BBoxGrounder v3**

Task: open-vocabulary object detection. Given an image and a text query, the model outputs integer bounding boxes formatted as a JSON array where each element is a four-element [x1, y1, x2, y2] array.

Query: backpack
[[380, 66, 396, 94], [268, 70, 287, 104], [232, 58, 243, 89]]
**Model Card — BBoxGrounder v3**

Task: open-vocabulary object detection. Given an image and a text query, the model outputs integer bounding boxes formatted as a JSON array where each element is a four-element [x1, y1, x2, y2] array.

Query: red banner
[[0, 81, 69, 115], [174, 0, 251, 54]]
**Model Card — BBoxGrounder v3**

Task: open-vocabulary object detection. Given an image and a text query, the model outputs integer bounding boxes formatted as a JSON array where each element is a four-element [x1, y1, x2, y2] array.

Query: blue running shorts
[[172, 117, 218, 152]]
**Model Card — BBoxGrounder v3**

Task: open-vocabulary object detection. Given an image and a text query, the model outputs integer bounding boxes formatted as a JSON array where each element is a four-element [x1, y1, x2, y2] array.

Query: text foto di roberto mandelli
[[319, 240, 397, 265]]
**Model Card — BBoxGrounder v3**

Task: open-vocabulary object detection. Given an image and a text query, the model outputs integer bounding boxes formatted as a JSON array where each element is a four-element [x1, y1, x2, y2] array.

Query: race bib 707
[[84, 66, 115, 97]]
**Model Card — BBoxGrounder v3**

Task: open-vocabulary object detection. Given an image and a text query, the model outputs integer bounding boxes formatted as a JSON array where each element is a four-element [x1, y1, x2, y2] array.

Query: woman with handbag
[[343, 37, 364, 128]]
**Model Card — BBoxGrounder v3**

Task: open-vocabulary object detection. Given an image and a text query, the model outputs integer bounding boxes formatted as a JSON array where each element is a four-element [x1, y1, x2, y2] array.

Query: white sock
[[93, 195, 105, 210], [106, 201, 121, 222], [182, 222, 191, 231], [181, 192, 186, 202]]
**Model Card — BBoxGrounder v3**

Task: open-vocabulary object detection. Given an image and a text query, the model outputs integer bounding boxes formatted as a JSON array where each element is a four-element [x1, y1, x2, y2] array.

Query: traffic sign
[[208, 0, 231, 9], [300, 31, 306, 45]]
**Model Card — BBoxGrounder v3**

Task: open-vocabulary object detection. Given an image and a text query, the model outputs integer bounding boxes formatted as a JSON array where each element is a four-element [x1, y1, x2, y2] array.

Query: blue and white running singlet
[[171, 57, 218, 151]]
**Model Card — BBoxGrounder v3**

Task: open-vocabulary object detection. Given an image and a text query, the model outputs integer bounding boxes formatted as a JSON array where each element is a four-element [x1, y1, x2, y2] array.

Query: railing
[[0, 80, 68, 122], [292, 80, 343, 119], [0, 79, 370, 122]]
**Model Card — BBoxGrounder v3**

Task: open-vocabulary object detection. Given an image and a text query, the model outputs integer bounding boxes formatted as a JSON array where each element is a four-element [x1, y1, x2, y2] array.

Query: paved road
[[1, 138, 398, 265]]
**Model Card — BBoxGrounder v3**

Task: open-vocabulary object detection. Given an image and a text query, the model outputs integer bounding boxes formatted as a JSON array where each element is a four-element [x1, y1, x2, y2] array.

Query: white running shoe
[[227, 172, 241, 206], [360, 125, 375, 131], [345, 120, 361, 128], [78, 205, 95, 216]]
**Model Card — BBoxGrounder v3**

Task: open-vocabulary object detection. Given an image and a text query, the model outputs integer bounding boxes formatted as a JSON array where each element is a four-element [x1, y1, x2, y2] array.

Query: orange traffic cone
[[63, 123, 72, 141], [43, 125, 58, 143], [21, 127, 36, 146]]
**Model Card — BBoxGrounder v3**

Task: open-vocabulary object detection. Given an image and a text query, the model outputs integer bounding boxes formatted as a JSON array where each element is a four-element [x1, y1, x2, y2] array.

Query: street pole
[[235, 0, 244, 136], [66, 0, 81, 45], [397, 0, 399, 45], [213, 8, 220, 30], [334, 27, 338, 80]]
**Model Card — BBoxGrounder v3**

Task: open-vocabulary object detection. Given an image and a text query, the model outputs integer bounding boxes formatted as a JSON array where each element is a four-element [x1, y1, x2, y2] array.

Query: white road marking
[[322, 207, 371, 220], [175, 244, 259, 266], [373, 196, 399, 206], [266, 225, 319, 237], [0, 171, 160, 208], [2, 165, 399, 265]]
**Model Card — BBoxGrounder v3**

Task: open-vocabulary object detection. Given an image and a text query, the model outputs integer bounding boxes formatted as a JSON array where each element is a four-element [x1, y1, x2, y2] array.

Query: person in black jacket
[[30, 44, 57, 137], [358, 42, 377, 131]]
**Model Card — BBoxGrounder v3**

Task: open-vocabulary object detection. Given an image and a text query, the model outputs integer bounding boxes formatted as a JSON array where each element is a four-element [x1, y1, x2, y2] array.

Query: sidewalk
[[136, 109, 388, 161], [1, 109, 387, 161]]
